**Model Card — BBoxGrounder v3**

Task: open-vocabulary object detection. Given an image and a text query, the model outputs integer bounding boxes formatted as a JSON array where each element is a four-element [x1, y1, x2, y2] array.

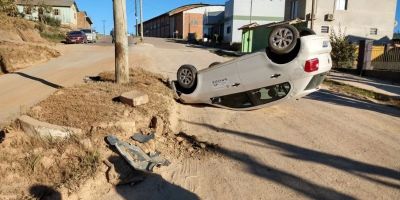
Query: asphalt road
[[1, 37, 399, 199]]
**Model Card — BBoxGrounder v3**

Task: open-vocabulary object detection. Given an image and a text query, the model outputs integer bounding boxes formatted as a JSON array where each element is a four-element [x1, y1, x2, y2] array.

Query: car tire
[[268, 24, 299, 55], [177, 64, 197, 89], [209, 62, 221, 68]]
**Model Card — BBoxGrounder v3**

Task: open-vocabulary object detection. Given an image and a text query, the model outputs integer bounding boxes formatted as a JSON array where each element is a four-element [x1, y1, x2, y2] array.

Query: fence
[[371, 46, 400, 72]]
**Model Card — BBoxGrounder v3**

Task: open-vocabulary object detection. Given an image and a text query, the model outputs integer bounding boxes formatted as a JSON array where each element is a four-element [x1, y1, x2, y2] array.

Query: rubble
[[18, 115, 82, 139], [119, 90, 149, 107]]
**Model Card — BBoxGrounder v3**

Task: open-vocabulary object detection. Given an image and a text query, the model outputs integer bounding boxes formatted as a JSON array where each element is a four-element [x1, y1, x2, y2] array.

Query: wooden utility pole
[[135, 0, 138, 36], [113, 0, 129, 84], [140, 0, 144, 41]]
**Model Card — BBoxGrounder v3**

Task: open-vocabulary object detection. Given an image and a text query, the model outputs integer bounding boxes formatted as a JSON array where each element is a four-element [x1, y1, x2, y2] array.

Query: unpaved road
[[1, 38, 399, 199]]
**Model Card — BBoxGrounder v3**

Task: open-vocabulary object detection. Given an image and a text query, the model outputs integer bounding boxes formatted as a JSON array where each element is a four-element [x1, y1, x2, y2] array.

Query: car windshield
[[68, 31, 83, 36], [81, 29, 91, 33]]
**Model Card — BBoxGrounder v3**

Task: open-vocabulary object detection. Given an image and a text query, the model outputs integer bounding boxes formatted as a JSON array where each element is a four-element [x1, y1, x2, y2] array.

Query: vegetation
[[330, 28, 357, 68], [0, 0, 18, 16], [40, 31, 65, 43]]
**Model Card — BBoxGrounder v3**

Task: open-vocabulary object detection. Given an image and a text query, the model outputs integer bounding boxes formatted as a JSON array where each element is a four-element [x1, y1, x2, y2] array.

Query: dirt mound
[[0, 13, 45, 43], [0, 41, 60, 73]]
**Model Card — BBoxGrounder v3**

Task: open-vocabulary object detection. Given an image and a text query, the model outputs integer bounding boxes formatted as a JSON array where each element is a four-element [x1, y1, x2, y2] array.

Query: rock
[[115, 120, 136, 134], [40, 157, 54, 169], [123, 110, 130, 117], [176, 136, 184, 142], [18, 115, 81, 139], [80, 139, 93, 149], [200, 143, 207, 149], [119, 90, 149, 107]]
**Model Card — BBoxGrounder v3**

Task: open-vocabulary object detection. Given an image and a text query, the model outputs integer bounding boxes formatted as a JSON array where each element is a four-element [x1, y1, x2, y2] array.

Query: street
[[1, 38, 399, 199]]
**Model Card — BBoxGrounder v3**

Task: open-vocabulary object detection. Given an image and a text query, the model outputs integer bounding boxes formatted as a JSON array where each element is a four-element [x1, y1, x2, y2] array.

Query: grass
[[40, 32, 65, 43], [323, 79, 400, 108]]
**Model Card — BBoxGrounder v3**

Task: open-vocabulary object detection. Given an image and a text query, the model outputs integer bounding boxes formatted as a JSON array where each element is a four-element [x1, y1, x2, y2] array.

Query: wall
[[77, 12, 91, 29], [17, 4, 77, 28], [224, 0, 285, 43], [285, 0, 397, 43]]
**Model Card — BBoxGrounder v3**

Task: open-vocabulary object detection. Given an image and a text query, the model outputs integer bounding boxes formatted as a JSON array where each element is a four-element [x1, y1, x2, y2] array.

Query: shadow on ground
[[29, 184, 62, 200], [11, 72, 63, 89], [306, 89, 400, 117], [108, 155, 199, 200], [185, 121, 400, 199]]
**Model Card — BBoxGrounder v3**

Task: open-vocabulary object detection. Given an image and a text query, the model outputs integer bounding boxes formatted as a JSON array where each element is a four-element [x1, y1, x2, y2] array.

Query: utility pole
[[102, 20, 106, 35], [113, 0, 129, 84], [140, 0, 144, 41], [249, 0, 253, 23], [135, 0, 138, 36]]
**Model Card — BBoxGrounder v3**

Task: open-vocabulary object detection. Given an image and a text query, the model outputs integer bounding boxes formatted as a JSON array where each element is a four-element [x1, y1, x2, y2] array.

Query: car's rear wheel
[[177, 65, 197, 89], [268, 24, 299, 54], [209, 62, 221, 68]]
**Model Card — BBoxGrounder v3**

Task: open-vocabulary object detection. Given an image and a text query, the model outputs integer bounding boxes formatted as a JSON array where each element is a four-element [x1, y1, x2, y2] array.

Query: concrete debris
[[106, 135, 170, 172], [131, 132, 155, 143], [18, 115, 82, 139], [150, 116, 164, 135], [119, 90, 149, 107]]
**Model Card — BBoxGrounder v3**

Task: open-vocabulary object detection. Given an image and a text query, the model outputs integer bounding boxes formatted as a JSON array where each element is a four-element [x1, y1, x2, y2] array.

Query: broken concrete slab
[[119, 90, 149, 107], [18, 115, 82, 139]]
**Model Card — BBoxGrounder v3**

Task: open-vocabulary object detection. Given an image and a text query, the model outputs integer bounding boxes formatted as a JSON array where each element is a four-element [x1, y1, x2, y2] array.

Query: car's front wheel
[[177, 65, 197, 89]]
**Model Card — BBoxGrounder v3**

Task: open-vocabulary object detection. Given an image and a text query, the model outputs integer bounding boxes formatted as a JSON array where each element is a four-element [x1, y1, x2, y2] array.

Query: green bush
[[0, 0, 18, 16], [43, 15, 61, 27], [330, 29, 357, 68]]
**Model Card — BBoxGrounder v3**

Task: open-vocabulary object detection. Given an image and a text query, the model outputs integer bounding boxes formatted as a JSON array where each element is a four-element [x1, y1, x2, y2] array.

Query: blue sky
[[75, 0, 400, 34]]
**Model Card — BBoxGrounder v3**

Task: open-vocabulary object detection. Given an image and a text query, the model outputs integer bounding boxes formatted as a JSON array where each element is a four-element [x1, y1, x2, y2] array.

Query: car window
[[81, 29, 91, 33], [68, 31, 83, 35], [211, 82, 291, 108]]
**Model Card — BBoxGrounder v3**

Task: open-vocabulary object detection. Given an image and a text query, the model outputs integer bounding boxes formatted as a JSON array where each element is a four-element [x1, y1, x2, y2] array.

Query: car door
[[234, 52, 290, 91]]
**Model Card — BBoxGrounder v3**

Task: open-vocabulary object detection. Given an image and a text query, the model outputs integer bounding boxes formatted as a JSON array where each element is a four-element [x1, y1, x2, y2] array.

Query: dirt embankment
[[0, 13, 61, 74], [0, 68, 215, 199]]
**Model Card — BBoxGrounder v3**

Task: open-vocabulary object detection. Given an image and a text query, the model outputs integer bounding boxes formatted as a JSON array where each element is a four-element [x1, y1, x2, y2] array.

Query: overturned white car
[[172, 25, 332, 111]]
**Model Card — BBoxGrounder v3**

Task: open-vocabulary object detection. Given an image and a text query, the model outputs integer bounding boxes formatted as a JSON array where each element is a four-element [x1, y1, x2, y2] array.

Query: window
[[54, 9, 60, 16], [370, 28, 378, 35], [336, 0, 348, 10], [321, 26, 330, 33], [226, 26, 231, 34], [211, 83, 291, 109], [290, 0, 299, 19], [25, 7, 32, 14]]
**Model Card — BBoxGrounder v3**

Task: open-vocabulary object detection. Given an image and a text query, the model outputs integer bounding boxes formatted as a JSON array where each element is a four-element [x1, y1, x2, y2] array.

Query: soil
[[0, 68, 216, 199], [0, 13, 61, 73]]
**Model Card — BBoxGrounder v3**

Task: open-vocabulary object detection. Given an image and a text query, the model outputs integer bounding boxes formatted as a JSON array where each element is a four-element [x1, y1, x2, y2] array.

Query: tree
[[330, 28, 357, 68]]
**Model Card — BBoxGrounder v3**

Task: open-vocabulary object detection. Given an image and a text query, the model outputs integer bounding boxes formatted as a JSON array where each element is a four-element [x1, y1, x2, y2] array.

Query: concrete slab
[[18, 115, 82, 138], [119, 90, 149, 107]]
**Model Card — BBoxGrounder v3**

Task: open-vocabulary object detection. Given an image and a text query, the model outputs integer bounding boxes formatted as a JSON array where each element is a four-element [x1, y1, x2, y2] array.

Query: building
[[15, 0, 79, 28], [223, 0, 286, 43], [284, 0, 397, 43], [77, 11, 93, 29], [139, 4, 225, 40]]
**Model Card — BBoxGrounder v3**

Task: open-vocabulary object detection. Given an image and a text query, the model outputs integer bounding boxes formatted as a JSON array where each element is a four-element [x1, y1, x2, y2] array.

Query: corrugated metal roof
[[15, 0, 75, 7]]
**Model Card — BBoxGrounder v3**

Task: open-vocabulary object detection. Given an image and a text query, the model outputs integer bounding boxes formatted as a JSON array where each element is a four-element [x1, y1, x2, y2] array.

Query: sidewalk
[[327, 71, 400, 98]]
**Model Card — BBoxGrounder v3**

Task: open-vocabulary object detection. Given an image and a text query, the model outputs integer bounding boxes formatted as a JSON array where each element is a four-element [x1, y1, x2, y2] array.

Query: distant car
[[81, 29, 97, 43], [66, 31, 87, 44], [172, 24, 332, 111]]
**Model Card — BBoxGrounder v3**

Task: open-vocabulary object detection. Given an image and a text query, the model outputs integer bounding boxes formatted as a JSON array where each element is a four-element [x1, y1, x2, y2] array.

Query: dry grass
[[323, 79, 400, 108]]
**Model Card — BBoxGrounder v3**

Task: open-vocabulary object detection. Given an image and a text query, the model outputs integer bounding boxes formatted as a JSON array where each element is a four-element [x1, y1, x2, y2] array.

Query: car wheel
[[177, 65, 197, 89], [209, 62, 221, 68], [268, 24, 299, 54]]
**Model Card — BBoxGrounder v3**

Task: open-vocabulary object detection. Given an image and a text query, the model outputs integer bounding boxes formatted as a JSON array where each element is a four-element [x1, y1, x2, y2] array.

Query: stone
[[200, 143, 207, 149], [18, 115, 82, 139], [119, 90, 149, 107], [115, 120, 136, 134], [80, 139, 93, 149], [40, 157, 54, 169], [176, 136, 184, 142]]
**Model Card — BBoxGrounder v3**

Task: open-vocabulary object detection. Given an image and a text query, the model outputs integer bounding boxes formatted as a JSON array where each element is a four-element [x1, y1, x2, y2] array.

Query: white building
[[15, 0, 79, 28], [224, 0, 286, 43]]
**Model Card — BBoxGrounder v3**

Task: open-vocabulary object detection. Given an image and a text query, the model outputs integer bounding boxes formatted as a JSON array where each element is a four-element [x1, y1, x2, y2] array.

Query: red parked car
[[66, 31, 87, 44]]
